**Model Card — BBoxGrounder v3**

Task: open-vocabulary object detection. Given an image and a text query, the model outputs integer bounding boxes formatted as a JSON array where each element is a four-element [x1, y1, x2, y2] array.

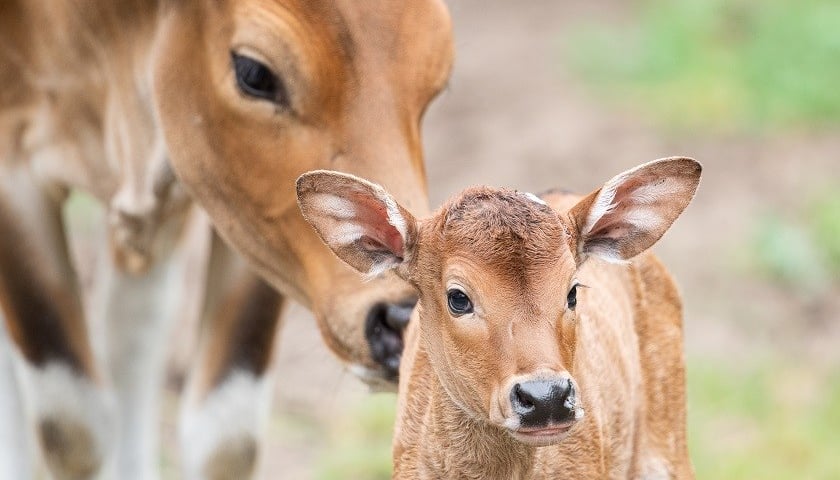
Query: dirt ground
[[45, 1, 840, 478]]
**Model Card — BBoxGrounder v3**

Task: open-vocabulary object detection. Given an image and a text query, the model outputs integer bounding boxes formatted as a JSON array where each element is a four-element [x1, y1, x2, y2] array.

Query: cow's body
[[0, 1, 453, 478]]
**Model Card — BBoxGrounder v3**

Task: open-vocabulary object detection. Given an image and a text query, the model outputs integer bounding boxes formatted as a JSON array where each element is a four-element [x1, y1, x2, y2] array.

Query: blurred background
[[63, 0, 839, 478]]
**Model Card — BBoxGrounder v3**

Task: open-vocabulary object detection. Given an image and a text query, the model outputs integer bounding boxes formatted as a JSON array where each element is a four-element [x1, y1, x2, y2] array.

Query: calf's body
[[394, 249, 690, 479], [297, 158, 700, 479]]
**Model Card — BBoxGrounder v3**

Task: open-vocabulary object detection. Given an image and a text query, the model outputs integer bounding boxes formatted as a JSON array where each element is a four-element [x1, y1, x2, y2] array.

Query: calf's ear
[[566, 157, 702, 264], [296, 170, 417, 278]]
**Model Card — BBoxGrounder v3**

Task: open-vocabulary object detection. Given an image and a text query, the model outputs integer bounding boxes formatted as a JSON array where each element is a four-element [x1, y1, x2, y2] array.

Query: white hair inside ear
[[574, 157, 702, 263], [296, 170, 417, 278]]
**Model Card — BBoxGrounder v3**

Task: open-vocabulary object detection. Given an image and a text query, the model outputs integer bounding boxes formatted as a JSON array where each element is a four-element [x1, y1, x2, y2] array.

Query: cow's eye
[[447, 289, 473, 316], [567, 283, 578, 310], [231, 52, 289, 107]]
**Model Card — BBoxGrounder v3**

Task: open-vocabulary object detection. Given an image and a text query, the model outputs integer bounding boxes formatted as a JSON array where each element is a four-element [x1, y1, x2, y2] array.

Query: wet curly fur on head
[[429, 187, 570, 277]]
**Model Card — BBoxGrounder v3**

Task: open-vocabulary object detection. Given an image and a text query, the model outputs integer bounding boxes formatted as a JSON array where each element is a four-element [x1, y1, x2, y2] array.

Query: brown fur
[[0, 187, 95, 377], [200, 273, 285, 395], [296, 160, 700, 480], [438, 187, 568, 279], [0, 0, 453, 389], [1, 1, 453, 477], [395, 192, 692, 479]]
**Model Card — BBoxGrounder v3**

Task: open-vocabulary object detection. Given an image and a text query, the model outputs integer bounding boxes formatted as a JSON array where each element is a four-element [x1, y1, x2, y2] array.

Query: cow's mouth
[[364, 301, 415, 382]]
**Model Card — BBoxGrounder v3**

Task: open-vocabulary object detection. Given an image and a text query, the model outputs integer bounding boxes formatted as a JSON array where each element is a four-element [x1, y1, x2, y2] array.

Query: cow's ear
[[296, 170, 417, 278]]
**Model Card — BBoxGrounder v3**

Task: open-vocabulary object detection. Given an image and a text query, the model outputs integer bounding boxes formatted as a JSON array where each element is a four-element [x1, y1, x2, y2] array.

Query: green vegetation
[[62, 190, 103, 235], [567, 0, 840, 131], [314, 360, 840, 479], [808, 189, 840, 272], [689, 360, 840, 480], [314, 394, 396, 480], [742, 187, 840, 291]]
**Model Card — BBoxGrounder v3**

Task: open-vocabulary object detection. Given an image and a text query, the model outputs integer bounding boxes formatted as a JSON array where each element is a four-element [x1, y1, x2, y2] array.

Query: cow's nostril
[[384, 303, 413, 331], [364, 299, 417, 381]]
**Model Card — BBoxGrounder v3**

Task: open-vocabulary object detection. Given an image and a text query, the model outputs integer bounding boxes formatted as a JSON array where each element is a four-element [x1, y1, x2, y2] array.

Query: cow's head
[[151, 0, 454, 385]]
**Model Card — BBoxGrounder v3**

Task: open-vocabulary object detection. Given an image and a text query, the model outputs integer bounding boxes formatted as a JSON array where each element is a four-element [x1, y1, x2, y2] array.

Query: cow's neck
[[422, 372, 536, 479]]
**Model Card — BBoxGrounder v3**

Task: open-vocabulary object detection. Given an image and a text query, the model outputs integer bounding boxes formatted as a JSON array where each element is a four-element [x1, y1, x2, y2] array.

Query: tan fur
[[152, 1, 453, 369], [0, 0, 453, 385], [197, 268, 285, 397], [1, 1, 453, 477], [394, 251, 692, 479], [394, 192, 644, 479], [396, 192, 696, 478], [296, 159, 701, 480]]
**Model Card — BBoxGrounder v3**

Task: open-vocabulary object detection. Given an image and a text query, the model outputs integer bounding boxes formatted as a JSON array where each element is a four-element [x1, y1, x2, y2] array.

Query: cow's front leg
[[179, 231, 284, 480], [0, 322, 35, 479], [0, 168, 114, 480], [90, 205, 199, 480]]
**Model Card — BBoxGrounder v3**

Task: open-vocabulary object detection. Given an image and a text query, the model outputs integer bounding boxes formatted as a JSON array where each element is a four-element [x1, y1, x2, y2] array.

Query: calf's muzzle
[[511, 377, 577, 428]]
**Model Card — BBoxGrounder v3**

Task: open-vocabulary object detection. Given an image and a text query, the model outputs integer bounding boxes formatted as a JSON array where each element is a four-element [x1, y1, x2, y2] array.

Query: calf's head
[[151, 0, 453, 384], [298, 157, 701, 444]]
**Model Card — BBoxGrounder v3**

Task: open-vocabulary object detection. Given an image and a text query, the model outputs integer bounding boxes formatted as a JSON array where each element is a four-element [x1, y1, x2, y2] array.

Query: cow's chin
[[348, 364, 399, 393]]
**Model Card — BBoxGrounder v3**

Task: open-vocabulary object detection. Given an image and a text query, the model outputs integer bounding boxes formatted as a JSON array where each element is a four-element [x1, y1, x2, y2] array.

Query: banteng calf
[[297, 157, 701, 479]]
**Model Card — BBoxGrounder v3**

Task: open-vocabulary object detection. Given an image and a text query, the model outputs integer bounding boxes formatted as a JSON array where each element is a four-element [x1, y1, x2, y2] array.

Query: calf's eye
[[447, 289, 473, 316], [567, 284, 578, 310]]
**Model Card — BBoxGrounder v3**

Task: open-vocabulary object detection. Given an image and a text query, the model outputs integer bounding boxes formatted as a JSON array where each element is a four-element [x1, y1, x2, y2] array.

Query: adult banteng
[[0, 1, 453, 478]]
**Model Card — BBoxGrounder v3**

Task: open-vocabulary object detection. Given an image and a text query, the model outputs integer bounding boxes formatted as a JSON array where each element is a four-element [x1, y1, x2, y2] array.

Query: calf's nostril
[[513, 383, 535, 410], [511, 378, 577, 427]]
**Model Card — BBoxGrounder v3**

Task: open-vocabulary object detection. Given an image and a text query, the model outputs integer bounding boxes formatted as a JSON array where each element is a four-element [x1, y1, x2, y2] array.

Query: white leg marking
[[90, 217, 200, 480], [15, 360, 116, 480], [180, 371, 274, 480], [0, 324, 35, 479]]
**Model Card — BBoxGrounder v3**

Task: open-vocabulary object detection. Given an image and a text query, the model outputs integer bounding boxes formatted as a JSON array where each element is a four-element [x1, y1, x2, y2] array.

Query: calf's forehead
[[417, 187, 574, 290]]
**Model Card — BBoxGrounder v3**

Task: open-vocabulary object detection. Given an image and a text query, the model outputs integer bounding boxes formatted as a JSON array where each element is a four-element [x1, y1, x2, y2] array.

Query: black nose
[[511, 378, 576, 428], [365, 300, 416, 380]]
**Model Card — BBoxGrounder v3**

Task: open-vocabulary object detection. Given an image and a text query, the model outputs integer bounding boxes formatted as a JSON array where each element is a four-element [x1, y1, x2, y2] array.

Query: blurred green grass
[[314, 361, 840, 480], [689, 360, 840, 479], [313, 394, 395, 480], [739, 187, 840, 293], [566, 0, 840, 131]]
